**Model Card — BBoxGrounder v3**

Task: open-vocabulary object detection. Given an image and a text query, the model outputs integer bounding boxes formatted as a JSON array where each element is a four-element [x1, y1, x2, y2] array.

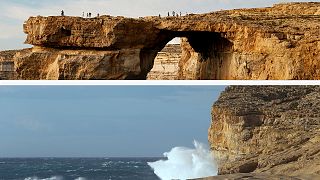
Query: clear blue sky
[[0, 0, 313, 50], [0, 86, 226, 157]]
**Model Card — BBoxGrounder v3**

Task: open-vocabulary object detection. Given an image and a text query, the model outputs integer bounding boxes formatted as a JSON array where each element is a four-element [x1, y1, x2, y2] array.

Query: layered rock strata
[[0, 50, 17, 80], [9, 2, 320, 80], [209, 86, 320, 176], [14, 47, 142, 80], [147, 44, 181, 80]]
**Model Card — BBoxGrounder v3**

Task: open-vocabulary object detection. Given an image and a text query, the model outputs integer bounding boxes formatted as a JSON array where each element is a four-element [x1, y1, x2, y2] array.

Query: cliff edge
[[209, 86, 320, 177]]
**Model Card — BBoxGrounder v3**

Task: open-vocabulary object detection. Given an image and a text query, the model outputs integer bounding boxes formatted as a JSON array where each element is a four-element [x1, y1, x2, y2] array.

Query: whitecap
[[66, 169, 76, 172], [24, 176, 63, 180], [102, 161, 113, 167], [148, 140, 218, 180], [74, 177, 86, 180]]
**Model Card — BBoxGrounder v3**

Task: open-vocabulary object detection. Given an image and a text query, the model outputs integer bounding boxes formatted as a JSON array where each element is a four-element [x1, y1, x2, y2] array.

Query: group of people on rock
[[61, 10, 187, 19], [158, 11, 185, 18], [83, 12, 100, 18], [83, 12, 92, 18], [60, 10, 100, 18], [169, 11, 182, 17]]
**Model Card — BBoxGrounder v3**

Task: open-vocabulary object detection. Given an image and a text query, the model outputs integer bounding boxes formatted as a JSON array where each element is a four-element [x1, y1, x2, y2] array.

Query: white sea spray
[[24, 176, 86, 180], [148, 140, 218, 180]]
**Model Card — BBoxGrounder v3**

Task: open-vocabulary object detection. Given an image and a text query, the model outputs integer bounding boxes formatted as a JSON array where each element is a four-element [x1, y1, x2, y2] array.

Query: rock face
[[14, 47, 142, 80], [197, 173, 320, 180], [147, 44, 181, 80], [208, 86, 320, 176], [0, 50, 17, 80], [10, 2, 320, 80]]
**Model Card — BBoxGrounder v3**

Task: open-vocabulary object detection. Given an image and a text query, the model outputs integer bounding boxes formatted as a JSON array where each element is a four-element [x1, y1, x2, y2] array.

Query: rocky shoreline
[[196, 173, 320, 180]]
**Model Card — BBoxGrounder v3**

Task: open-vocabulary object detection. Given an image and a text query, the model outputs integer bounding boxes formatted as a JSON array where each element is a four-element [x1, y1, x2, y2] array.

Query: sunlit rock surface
[[147, 44, 181, 80], [209, 86, 320, 176], [2, 2, 320, 80], [196, 173, 320, 180], [0, 50, 17, 80]]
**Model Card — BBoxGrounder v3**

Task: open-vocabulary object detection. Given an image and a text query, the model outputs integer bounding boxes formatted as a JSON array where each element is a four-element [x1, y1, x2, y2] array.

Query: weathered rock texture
[[0, 50, 17, 80], [209, 86, 320, 176], [8, 2, 319, 80], [197, 173, 320, 180], [147, 44, 181, 80], [14, 47, 141, 80]]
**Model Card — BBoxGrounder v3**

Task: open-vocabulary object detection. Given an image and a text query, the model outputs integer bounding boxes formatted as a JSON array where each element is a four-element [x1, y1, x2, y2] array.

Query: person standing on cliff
[[89, 13, 92, 18], [82, 12, 85, 18], [61, 10, 64, 16]]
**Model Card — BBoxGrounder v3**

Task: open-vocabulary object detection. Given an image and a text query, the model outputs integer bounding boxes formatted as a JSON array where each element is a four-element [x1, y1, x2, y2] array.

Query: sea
[[0, 158, 162, 180]]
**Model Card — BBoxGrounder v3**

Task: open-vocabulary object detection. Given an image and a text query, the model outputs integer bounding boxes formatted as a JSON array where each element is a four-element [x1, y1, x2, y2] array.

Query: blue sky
[[0, 86, 226, 157], [0, 0, 313, 50]]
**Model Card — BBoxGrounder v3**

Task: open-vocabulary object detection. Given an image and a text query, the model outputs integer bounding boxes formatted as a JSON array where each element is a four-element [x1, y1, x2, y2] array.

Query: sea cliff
[[207, 86, 320, 179], [0, 2, 319, 80]]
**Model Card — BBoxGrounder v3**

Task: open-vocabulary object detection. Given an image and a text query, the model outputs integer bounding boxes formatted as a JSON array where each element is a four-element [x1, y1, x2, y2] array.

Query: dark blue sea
[[0, 158, 162, 180]]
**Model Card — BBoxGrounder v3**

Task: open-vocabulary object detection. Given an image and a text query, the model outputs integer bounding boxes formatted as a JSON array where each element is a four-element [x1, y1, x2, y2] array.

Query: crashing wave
[[148, 140, 218, 180]]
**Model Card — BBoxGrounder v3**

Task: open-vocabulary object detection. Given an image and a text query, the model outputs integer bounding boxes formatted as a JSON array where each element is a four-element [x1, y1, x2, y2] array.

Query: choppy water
[[0, 158, 162, 180]]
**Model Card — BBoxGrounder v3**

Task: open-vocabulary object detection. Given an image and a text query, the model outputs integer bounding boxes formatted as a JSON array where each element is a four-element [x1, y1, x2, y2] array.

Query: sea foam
[[24, 176, 63, 180], [24, 176, 86, 180], [148, 140, 218, 180]]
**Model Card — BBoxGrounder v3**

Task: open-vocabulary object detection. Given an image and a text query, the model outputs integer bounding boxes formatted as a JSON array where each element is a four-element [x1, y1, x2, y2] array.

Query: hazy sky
[[0, 86, 226, 157], [0, 0, 313, 50]]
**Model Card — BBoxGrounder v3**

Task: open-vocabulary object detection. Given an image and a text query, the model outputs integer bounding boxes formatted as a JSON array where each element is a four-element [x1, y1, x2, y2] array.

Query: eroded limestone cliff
[[209, 86, 320, 177], [14, 47, 142, 80], [7, 2, 319, 80], [147, 44, 181, 80], [0, 50, 17, 80]]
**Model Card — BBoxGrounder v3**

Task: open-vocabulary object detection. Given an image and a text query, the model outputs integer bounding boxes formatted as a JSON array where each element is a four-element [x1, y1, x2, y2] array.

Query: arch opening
[[147, 38, 182, 80], [145, 31, 234, 80]]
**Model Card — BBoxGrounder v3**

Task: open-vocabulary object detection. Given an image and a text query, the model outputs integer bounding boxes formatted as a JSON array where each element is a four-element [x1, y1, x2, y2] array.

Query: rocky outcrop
[[14, 47, 142, 80], [208, 86, 320, 176], [197, 173, 320, 180], [9, 2, 320, 80], [147, 44, 181, 80]]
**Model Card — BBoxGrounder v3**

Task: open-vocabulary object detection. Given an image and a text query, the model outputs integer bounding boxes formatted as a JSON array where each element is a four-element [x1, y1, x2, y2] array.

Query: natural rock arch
[[14, 2, 320, 80]]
